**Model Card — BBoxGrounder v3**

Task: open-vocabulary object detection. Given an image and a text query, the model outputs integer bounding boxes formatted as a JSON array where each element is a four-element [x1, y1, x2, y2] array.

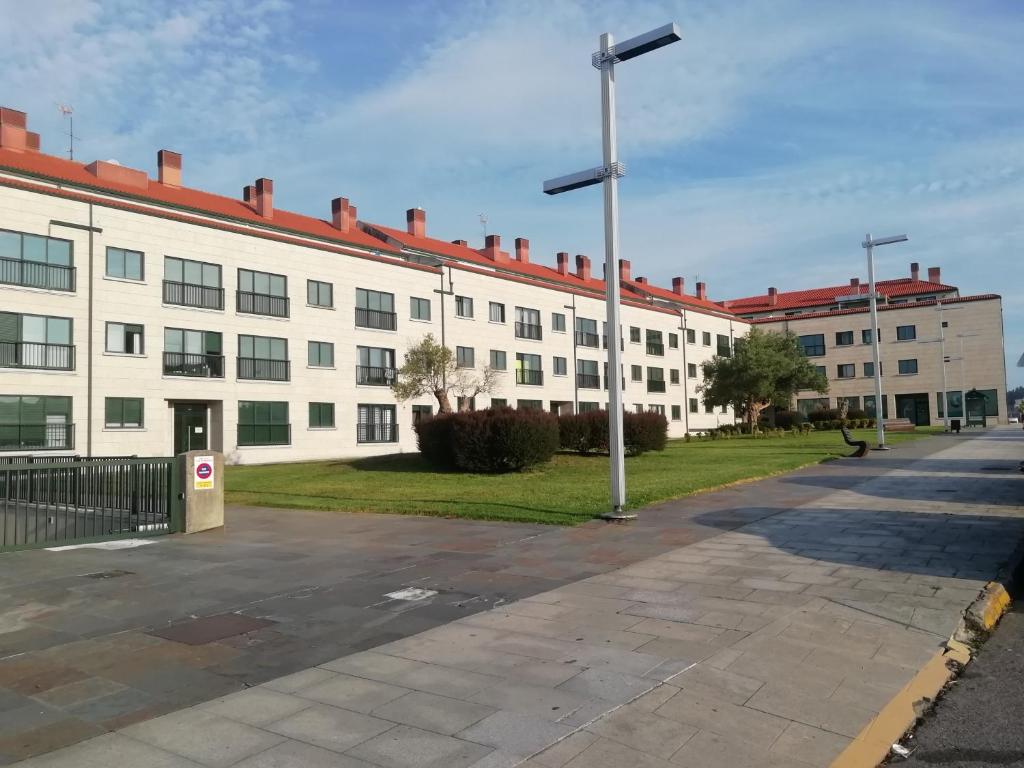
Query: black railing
[[357, 423, 398, 443], [647, 342, 665, 356], [0, 424, 75, 452], [647, 380, 666, 393], [355, 307, 397, 331], [516, 369, 543, 386], [237, 357, 290, 381], [0, 256, 75, 292], [163, 280, 224, 310], [515, 322, 543, 341], [0, 341, 75, 371], [236, 291, 289, 318], [356, 365, 397, 386], [163, 352, 225, 378], [575, 331, 600, 348], [577, 373, 600, 389]]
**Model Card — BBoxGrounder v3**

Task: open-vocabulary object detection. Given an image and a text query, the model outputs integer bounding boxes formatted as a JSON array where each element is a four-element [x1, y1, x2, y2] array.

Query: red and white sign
[[193, 455, 215, 491]]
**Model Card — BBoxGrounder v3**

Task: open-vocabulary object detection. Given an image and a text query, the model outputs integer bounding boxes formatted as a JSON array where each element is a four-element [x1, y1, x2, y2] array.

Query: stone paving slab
[[5, 428, 1024, 766]]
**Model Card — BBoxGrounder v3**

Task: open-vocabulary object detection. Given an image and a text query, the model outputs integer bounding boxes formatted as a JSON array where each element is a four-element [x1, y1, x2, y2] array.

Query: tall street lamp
[[862, 233, 908, 449], [543, 23, 682, 520]]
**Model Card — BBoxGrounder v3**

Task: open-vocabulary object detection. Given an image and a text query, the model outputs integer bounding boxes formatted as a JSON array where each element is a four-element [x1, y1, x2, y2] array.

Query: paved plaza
[[2, 427, 1023, 766]]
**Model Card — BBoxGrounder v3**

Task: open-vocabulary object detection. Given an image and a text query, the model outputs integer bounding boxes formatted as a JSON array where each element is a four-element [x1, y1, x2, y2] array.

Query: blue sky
[[2, 0, 1022, 387]]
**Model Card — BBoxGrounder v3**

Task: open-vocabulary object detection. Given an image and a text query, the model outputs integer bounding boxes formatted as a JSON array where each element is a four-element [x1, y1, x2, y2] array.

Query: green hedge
[[557, 410, 668, 456], [415, 407, 559, 472]]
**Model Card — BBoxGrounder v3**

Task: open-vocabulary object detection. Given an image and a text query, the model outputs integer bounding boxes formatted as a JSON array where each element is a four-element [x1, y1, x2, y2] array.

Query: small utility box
[[180, 450, 224, 533]]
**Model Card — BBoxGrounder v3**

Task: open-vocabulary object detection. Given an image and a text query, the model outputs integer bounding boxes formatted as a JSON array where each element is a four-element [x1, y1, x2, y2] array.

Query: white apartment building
[[0, 107, 742, 464]]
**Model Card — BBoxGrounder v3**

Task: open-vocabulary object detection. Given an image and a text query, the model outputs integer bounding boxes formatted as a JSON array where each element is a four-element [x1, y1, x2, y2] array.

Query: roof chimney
[[672, 277, 685, 295], [255, 178, 273, 218], [768, 286, 778, 306], [331, 197, 351, 232], [0, 107, 35, 152], [406, 208, 426, 238], [910, 262, 920, 281], [850, 277, 860, 288], [243, 185, 256, 206], [451, 239, 468, 247], [575, 254, 591, 281], [349, 204, 358, 224], [157, 150, 181, 187], [85, 159, 148, 190], [514, 237, 530, 263], [927, 266, 941, 284], [636, 276, 648, 285], [696, 281, 707, 300], [480, 234, 508, 263], [556, 251, 570, 275], [618, 259, 631, 282]]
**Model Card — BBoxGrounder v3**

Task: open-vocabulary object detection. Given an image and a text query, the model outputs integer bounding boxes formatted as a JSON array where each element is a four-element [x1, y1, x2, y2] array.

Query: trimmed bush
[[623, 411, 668, 455], [847, 408, 867, 421], [774, 410, 807, 429], [416, 407, 559, 472], [557, 410, 667, 456]]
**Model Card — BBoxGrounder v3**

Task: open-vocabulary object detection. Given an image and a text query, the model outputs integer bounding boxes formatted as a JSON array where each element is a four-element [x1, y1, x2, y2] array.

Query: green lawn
[[225, 428, 939, 526]]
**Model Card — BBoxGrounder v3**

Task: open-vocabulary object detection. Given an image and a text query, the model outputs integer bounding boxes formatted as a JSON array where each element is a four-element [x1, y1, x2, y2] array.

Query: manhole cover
[[148, 613, 276, 645], [83, 569, 134, 579]]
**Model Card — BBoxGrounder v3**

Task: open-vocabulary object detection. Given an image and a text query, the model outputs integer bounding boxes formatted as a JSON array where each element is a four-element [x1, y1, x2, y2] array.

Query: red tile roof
[[727, 278, 957, 314], [750, 293, 999, 324]]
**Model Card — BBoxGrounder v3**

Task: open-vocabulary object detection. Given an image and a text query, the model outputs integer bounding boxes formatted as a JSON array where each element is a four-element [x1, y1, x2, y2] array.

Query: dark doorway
[[174, 403, 208, 454], [895, 394, 930, 426]]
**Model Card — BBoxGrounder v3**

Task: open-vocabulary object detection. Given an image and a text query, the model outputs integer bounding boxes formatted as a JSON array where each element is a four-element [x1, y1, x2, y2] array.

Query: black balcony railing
[[355, 307, 397, 331], [236, 291, 289, 318], [163, 280, 225, 310], [515, 322, 543, 341], [0, 256, 75, 292], [575, 331, 600, 348], [576, 373, 600, 389], [163, 351, 225, 378], [646, 342, 665, 356], [237, 357, 290, 381], [0, 341, 75, 371], [647, 380, 667, 393], [0, 423, 74, 451], [516, 369, 544, 386], [356, 365, 397, 386], [357, 423, 398, 443]]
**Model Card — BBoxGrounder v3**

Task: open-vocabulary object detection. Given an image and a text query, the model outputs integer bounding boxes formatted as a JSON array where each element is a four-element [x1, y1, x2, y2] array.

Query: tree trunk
[[434, 389, 453, 414]]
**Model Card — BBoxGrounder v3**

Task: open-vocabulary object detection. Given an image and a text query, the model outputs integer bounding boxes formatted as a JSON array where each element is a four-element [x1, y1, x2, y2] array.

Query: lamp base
[[601, 507, 637, 523], [872, 445, 892, 451]]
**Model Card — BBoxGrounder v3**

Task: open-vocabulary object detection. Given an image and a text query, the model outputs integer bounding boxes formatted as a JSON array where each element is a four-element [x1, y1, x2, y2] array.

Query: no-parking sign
[[193, 455, 215, 491]]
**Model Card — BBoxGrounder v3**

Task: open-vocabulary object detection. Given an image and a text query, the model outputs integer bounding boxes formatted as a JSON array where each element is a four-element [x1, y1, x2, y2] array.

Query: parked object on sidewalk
[[840, 425, 868, 457], [891, 742, 914, 758]]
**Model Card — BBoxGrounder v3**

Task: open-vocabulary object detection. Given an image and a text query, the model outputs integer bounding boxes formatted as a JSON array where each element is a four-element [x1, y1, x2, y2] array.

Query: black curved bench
[[840, 426, 868, 458]]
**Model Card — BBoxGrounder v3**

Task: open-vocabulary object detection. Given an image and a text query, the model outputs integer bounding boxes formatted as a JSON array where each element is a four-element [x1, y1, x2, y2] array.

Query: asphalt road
[[899, 603, 1024, 767]]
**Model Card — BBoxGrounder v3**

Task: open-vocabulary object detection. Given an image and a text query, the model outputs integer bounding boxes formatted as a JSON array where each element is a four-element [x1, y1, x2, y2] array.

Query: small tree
[[698, 328, 828, 431], [391, 334, 498, 414]]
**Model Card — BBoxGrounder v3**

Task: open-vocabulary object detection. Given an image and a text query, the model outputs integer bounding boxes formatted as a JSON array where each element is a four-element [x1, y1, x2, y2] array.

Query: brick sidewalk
[[11, 427, 1024, 767]]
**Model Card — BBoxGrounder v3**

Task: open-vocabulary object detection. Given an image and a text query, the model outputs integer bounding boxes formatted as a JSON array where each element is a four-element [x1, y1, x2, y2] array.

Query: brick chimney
[[556, 251, 570, 275], [243, 185, 256, 206], [451, 239, 468, 247], [636, 276, 648, 285], [618, 259, 631, 282], [672, 277, 685, 295], [331, 197, 351, 232], [910, 262, 920, 281], [928, 266, 941, 284], [575, 254, 591, 281], [696, 281, 707, 300], [85, 159, 148, 189], [514, 237, 530, 263], [406, 208, 426, 238], [255, 178, 273, 218], [850, 277, 860, 288], [0, 107, 39, 153], [348, 204, 358, 224], [768, 286, 778, 306], [480, 234, 508, 263], [157, 150, 181, 186]]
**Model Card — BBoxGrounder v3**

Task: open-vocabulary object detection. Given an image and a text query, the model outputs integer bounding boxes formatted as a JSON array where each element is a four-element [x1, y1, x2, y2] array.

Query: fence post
[[169, 454, 185, 533], [178, 451, 224, 534]]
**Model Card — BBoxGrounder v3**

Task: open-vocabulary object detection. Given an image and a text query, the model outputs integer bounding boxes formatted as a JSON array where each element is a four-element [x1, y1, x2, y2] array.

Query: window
[[704, 401, 714, 414], [357, 347, 396, 385], [687, 363, 697, 379], [238, 268, 288, 317], [936, 390, 964, 419], [686, 329, 696, 344], [489, 302, 505, 323], [579, 402, 599, 413], [629, 326, 641, 343], [515, 307, 542, 340], [837, 396, 861, 411], [689, 398, 699, 413], [412, 404, 433, 424], [164, 328, 223, 378], [455, 295, 474, 318], [862, 328, 880, 344], [797, 397, 830, 415], [798, 334, 826, 357], [575, 317, 599, 347], [237, 401, 290, 446], [106, 247, 143, 281], [309, 402, 335, 428], [577, 359, 599, 388], [552, 313, 566, 332], [898, 359, 918, 375], [0, 395, 73, 450], [357, 404, 397, 443], [863, 361, 881, 377], [517, 399, 543, 410], [671, 405, 681, 421], [456, 346, 474, 368], [308, 341, 335, 368], [410, 296, 431, 321], [646, 330, 664, 356], [837, 364, 855, 379], [896, 325, 917, 341], [649, 404, 666, 416], [864, 395, 889, 419], [630, 365, 642, 382], [634, 404, 644, 414], [164, 257, 223, 309], [238, 335, 289, 381], [976, 389, 1000, 417], [669, 333, 679, 349], [491, 398, 508, 408], [553, 356, 567, 376], [717, 334, 731, 357], [355, 288, 396, 330], [515, 353, 542, 385], [702, 331, 711, 346], [104, 397, 144, 429], [815, 365, 827, 378], [0, 228, 74, 291], [720, 405, 728, 415], [105, 322, 144, 355], [835, 331, 854, 346], [0, 312, 74, 370], [647, 367, 665, 393], [457, 396, 476, 412], [307, 280, 333, 308], [670, 369, 680, 385], [490, 349, 507, 370]]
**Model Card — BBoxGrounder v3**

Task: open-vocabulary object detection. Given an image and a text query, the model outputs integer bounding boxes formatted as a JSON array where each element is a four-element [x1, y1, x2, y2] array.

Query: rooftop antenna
[[479, 213, 488, 240], [57, 104, 77, 160]]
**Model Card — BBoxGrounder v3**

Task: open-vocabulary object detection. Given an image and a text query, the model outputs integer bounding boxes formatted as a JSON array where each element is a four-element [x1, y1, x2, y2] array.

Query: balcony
[[647, 380, 667, 393], [0, 423, 74, 451], [515, 322, 543, 341], [163, 352, 225, 378], [575, 331, 600, 348], [356, 365, 397, 386], [576, 373, 600, 389], [355, 307, 397, 331], [237, 291, 289, 318], [516, 369, 543, 386], [237, 357, 290, 382], [0, 341, 75, 371], [163, 280, 225, 311], [646, 342, 664, 356], [0, 256, 75, 292], [357, 423, 399, 443]]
